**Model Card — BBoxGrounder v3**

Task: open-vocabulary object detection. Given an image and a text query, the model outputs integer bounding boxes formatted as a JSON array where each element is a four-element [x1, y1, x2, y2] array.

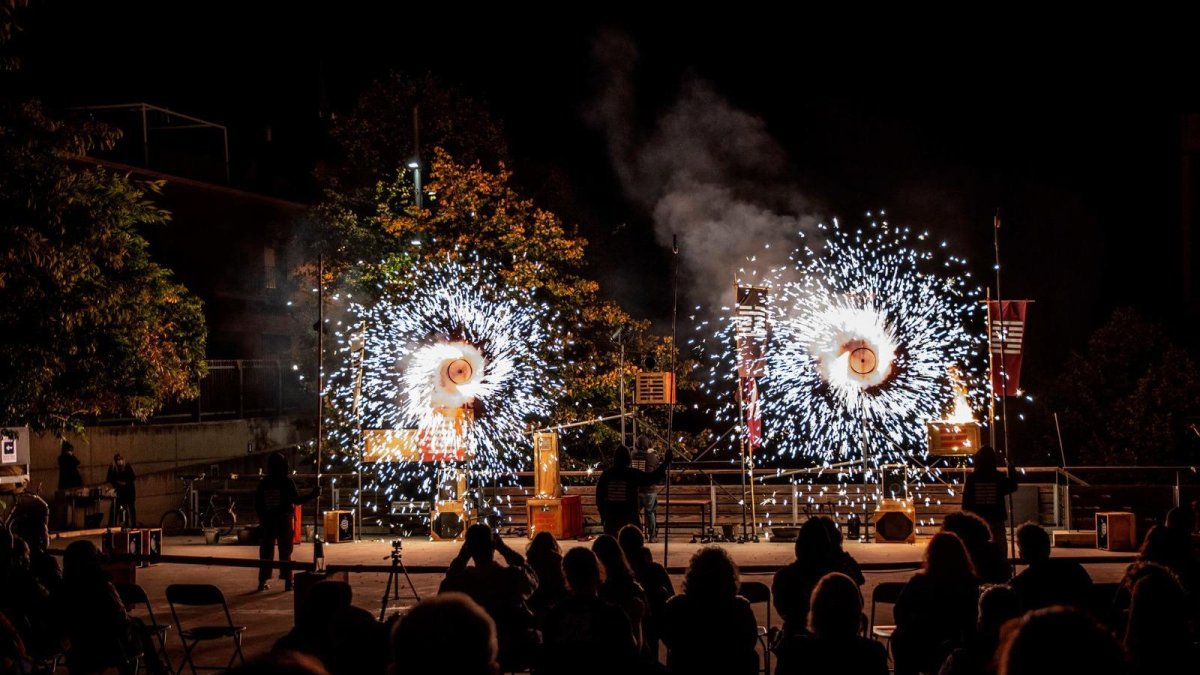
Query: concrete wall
[[29, 416, 313, 523]]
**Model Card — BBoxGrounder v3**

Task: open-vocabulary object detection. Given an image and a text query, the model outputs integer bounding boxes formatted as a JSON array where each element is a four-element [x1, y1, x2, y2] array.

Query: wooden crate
[[526, 495, 582, 539], [1096, 512, 1137, 551]]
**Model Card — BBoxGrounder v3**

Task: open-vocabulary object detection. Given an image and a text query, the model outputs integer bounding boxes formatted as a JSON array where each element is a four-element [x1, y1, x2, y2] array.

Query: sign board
[[1, 427, 31, 465], [926, 421, 981, 457]]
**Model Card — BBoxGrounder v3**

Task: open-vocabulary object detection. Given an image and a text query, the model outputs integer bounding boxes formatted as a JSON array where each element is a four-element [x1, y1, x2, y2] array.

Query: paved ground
[[63, 534, 1133, 670]]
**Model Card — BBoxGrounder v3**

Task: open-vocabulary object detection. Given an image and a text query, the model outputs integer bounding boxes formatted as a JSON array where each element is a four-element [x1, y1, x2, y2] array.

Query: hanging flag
[[743, 377, 762, 449], [735, 286, 770, 379], [987, 300, 1030, 397], [735, 286, 769, 449]]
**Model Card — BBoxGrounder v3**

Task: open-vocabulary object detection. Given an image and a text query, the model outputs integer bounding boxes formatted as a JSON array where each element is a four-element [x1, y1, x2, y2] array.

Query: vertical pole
[[412, 106, 423, 210], [315, 256, 324, 545], [993, 211, 1017, 563], [985, 288, 997, 450], [619, 335, 626, 447], [664, 234, 679, 562]]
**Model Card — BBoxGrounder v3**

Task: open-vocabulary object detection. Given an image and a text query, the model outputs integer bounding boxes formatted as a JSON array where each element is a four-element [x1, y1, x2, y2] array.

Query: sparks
[[702, 216, 985, 471], [327, 256, 562, 518]]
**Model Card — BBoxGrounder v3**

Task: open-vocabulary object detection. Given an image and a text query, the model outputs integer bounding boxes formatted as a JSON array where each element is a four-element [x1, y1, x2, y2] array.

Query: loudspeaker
[[875, 502, 916, 543], [323, 510, 354, 543], [431, 501, 468, 541], [141, 528, 162, 567], [1096, 512, 1136, 551], [881, 464, 908, 501]]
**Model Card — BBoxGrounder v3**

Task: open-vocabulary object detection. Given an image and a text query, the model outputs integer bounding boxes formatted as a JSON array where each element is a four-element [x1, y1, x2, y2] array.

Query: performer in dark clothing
[[596, 444, 670, 537], [255, 452, 318, 591], [106, 454, 136, 528], [630, 436, 662, 542], [962, 445, 1018, 546], [57, 441, 83, 490]]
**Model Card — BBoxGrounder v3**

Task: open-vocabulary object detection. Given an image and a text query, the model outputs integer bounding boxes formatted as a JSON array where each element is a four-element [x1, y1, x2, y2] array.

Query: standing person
[[630, 435, 662, 542], [596, 443, 670, 537], [962, 446, 1018, 549], [57, 441, 82, 490], [106, 454, 136, 528], [255, 452, 318, 592]]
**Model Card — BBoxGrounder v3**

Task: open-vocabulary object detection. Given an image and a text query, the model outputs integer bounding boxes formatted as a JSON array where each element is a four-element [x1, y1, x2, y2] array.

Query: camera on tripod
[[385, 539, 403, 562]]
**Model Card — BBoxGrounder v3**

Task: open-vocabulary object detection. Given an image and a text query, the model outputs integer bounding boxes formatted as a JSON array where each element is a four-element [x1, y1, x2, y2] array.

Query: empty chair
[[166, 584, 246, 674], [739, 580, 773, 675], [117, 582, 173, 675], [868, 581, 906, 643]]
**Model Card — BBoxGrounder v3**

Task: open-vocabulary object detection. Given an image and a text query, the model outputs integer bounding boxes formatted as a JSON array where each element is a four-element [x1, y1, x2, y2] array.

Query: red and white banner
[[987, 300, 1030, 398], [742, 377, 762, 449], [736, 286, 769, 450]]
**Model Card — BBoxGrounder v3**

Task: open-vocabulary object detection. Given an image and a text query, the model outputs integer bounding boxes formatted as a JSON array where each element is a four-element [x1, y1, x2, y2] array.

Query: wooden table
[[660, 498, 710, 533]]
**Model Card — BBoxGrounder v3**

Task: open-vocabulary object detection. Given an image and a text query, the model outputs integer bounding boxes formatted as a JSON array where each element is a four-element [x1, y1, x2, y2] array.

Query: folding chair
[[739, 580, 773, 675], [868, 581, 906, 646], [166, 584, 246, 675], [118, 582, 173, 675]]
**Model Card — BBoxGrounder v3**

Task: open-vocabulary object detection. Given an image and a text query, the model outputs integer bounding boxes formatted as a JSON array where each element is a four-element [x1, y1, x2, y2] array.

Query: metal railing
[[101, 359, 312, 424]]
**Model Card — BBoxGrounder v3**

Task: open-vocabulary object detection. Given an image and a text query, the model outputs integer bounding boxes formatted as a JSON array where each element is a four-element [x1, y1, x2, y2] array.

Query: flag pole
[[733, 282, 750, 543], [992, 210, 1017, 567], [664, 235, 678, 563]]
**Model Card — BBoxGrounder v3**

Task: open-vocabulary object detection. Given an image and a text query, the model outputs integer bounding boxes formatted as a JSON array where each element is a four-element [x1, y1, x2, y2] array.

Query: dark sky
[[15, 4, 1200, 385]]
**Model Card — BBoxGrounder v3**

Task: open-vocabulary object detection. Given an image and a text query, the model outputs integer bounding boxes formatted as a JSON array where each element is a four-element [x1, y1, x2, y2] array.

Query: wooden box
[[526, 495, 582, 539], [1096, 511, 1137, 551], [140, 528, 162, 567], [102, 528, 142, 584], [323, 510, 354, 544]]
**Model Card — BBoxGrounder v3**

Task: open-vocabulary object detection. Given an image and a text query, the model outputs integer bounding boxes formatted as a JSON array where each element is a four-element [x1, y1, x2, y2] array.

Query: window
[[264, 246, 277, 290]]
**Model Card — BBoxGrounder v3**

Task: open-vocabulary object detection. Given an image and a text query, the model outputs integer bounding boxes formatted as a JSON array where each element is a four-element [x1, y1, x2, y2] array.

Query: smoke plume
[[588, 31, 822, 309]]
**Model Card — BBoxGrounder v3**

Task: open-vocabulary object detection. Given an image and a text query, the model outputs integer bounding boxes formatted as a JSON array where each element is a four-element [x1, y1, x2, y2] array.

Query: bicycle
[[159, 475, 238, 536]]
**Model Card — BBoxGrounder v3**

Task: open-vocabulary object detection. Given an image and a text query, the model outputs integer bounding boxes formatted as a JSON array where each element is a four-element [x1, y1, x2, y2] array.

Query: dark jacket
[[962, 470, 1017, 527], [57, 453, 83, 490], [596, 461, 668, 532], [254, 475, 314, 532], [106, 464, 136, 502]]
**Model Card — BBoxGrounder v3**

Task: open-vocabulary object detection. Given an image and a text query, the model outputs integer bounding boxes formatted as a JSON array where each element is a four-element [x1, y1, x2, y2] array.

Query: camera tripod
[[379, 539, 421, 621]]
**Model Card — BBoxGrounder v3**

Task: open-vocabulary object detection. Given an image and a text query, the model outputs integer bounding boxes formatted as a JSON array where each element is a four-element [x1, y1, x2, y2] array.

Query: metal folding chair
[[868, 580, 906, 664], [739, 580, 773, 675], [166, 584, 245, 675], [117, 582, 173, 674]]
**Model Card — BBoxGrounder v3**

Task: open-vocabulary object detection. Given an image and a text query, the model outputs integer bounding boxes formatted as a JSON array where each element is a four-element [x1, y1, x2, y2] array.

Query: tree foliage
[[0, 101, 207, 429], [1046, 307, 1200, 466]]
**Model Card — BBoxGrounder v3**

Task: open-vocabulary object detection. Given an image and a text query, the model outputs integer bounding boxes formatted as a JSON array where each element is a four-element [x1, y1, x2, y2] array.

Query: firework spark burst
[[327, 257, 562, 520], [698, 213, 985, 477]]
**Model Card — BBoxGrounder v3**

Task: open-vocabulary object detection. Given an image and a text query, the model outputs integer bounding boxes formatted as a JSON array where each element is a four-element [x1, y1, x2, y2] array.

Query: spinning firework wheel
[[330, 259, 562, 533], [707, 215, 984, 481]]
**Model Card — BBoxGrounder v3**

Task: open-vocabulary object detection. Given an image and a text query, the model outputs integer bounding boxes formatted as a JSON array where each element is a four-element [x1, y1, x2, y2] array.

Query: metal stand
[[379, 540, 421, 621]]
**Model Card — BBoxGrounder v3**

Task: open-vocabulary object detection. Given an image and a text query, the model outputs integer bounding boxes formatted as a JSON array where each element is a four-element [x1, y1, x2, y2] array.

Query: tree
[[322, 72, 509, 193], [1046, 307, 1200, 466], [0, 100, 207, 430], [304, 146, 700, 465]]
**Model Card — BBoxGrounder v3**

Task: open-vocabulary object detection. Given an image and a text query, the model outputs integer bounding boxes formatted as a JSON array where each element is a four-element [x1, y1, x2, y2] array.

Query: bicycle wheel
[[160, 509, 186, 536], [210, 509, 237, 537]]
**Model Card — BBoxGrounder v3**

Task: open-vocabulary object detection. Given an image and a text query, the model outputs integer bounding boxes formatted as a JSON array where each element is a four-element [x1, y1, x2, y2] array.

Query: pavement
[[58, 533, 1135, 669]]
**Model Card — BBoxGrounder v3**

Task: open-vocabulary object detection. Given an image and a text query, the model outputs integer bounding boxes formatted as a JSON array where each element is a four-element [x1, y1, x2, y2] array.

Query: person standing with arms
[[962, 445, 1018, 550], [255, 452, 318, 591], [597, 443, 670, 537], [106, 454, 136, 528], [630, 435, 662, 543], [57, 441, 83, 491]]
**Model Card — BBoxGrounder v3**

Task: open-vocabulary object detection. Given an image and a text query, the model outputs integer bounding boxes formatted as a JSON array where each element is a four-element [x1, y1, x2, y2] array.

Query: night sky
[[15, 5, 1200, 387]]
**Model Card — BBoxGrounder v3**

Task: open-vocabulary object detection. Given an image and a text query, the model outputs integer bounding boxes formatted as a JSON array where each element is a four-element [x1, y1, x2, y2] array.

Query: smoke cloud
[[588, 31, 822, 309]]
